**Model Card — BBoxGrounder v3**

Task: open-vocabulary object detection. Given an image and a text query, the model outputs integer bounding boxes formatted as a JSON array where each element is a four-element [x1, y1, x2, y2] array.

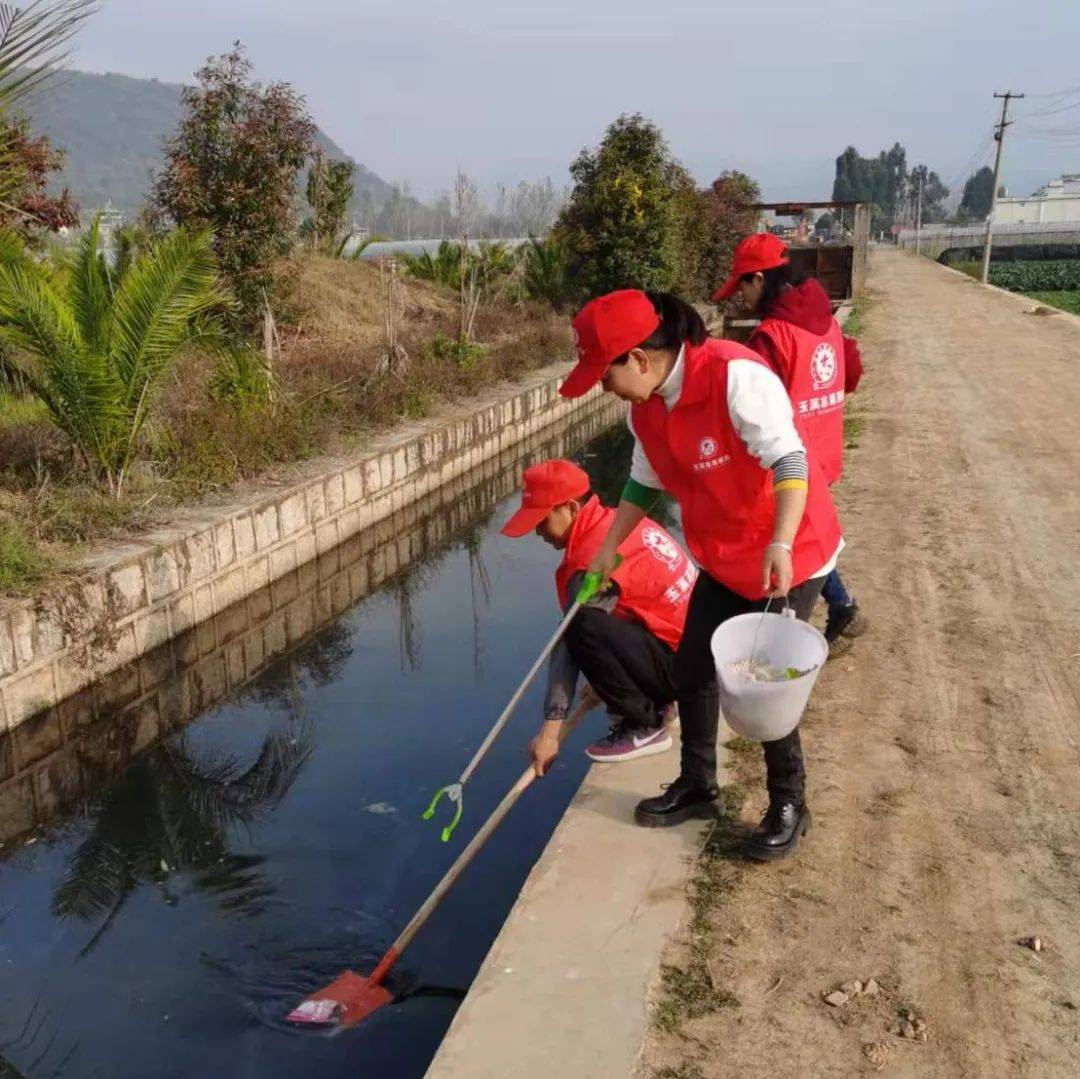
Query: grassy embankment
[[0, 255, 568, 594]]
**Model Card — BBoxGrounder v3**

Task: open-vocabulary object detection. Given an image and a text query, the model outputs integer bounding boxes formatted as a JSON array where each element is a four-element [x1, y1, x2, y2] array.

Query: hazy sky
[[71, 0, 1078, 202]]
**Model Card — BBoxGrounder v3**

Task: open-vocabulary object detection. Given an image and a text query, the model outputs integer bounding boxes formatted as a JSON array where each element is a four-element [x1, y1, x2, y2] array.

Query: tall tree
[[152, 43, 316, 325], [959, 165, 995, 222], [305, 147, 354, 251], [832, 142, 909, 233], [907, 164, 950, 224], [555, 113, 695, 300], [693, 169, 761, 300]]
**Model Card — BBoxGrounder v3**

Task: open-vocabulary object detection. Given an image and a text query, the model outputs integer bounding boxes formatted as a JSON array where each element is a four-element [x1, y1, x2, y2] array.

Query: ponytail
[[643, 291, 708, 350], [610, 291, 707, 365]]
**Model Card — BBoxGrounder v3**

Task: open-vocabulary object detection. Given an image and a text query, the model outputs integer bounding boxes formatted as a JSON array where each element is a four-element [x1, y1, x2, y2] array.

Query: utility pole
[[915, 173, 924, 255], [981, 90, 1024, 283]]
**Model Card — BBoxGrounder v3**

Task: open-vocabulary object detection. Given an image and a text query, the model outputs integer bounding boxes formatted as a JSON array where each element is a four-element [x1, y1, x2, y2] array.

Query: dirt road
[[638, 250, 1080, 1078]]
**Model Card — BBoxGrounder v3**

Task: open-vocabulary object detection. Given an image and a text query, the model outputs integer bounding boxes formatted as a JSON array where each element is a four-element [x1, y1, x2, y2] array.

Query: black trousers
[[564, 608, 677, 731], [675, 570, 826, 803]]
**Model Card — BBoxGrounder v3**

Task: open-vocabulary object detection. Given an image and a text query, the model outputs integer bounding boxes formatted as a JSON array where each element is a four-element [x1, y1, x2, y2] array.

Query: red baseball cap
[[711, 233, 790, 301], [558, 289, 660, 399], [500, 459, 591, 538]]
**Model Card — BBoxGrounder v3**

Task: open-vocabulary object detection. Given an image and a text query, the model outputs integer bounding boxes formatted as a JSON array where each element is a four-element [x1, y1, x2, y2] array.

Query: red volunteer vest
[[630, 339, 842, 601], [555, 496, 693, 650], [756, 316, 846, 485]]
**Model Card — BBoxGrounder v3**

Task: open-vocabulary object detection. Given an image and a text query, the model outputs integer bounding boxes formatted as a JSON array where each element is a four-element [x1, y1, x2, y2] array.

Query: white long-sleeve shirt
[[626, 347, 841, 578]]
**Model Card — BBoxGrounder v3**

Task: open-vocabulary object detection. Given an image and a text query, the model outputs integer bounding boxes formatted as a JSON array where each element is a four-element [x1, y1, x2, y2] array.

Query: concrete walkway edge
[[424, 732, 726, 1079]]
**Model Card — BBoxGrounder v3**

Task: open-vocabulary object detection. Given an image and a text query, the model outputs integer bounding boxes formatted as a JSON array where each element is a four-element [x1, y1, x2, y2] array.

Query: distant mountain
[[22, 69, 393, 218]]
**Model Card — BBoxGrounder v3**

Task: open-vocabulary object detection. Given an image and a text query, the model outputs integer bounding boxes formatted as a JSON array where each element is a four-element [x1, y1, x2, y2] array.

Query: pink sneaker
[[586, 725, 673, 763]]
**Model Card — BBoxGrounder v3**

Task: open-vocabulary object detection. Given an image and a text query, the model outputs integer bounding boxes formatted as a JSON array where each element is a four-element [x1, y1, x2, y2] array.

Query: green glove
[[573, 554, 623, 606]]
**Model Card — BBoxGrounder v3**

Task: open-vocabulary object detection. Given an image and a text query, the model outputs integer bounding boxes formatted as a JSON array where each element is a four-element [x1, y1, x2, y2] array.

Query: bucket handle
[[749, 594, 793, 665]]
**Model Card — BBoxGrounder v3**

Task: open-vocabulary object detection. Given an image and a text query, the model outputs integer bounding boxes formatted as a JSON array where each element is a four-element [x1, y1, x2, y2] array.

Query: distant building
[[993, 174, 1080, 225]]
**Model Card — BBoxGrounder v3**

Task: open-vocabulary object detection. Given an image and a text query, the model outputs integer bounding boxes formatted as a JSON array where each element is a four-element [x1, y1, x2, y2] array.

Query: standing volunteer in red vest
[[501, 459, 694, 774], [560, 291, 843, 861], [714, 232, 865, 645]]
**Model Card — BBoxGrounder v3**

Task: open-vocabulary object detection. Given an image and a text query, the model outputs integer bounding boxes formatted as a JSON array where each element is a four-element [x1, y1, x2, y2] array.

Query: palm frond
[[0, 259, 118, 467], [0, 1, 98, 111], [332, 231, 353, 260], [108, 224, 140, 283], [50, 834, 133, 921], [108, 227, 221, 395], [67, 214, 109, 352], [106, 226, 224, 477], [0, 224, 27, 266], [167, 722, 314, 830]]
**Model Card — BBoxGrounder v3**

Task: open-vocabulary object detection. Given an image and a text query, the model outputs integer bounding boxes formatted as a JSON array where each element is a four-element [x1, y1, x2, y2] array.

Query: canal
[[0, 419, 651, 1079]]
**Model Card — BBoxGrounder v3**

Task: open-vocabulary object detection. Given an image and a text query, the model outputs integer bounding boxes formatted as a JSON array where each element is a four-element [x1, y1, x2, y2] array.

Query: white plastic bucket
[[710, 610, 828, 742]]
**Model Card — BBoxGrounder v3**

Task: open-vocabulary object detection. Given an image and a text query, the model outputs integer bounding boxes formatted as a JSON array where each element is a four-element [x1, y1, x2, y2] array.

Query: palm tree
[[523, 235, 569, 309], [400, 241, 466, 287], [0, 216, 228, 495]]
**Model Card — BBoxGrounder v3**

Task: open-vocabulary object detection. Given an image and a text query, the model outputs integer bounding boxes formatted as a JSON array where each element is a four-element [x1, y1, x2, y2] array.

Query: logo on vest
[[641, 527, 681, 571], [693, 434, 730, 473], [810, 342, 838, 389]]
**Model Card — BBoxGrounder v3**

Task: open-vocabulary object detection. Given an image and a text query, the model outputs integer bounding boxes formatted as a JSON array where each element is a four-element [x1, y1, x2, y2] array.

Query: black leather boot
[[635, 777, 720, 828], [744, 801, 811, 861]]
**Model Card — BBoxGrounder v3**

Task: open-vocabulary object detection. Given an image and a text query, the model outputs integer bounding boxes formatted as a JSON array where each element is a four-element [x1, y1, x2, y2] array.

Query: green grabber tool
[[423, 557, 620, 841]]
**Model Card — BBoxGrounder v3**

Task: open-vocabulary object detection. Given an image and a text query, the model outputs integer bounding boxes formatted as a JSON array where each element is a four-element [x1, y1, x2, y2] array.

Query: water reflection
[[0, 408, 619, 852], [0, 412, 635, 1079], [53, 720, 315, 956]]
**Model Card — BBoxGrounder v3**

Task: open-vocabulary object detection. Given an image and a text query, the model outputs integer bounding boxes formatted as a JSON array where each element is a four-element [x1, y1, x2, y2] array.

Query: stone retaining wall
[[0, 363, 623, 738]]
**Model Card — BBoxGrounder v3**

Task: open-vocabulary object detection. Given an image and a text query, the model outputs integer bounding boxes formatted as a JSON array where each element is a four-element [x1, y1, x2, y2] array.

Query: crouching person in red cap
[[500, 459, 695, 776], [560, 290, 843, 861]]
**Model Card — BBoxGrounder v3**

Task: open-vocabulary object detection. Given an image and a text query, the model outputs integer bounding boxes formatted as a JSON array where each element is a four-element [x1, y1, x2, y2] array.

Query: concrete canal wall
[[0, 392, 623, 846], [0, 364, 623, 742]]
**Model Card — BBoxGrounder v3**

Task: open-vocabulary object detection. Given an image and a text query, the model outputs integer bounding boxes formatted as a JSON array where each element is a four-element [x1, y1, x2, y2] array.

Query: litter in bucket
[[710, 608, 828, 742]]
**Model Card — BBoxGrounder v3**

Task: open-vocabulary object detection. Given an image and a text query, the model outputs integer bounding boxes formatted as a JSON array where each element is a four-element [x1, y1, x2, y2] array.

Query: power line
[[1020, 98, 1080, 121], [946, 132, 994, 205], [1021, 82, 1080, 101]]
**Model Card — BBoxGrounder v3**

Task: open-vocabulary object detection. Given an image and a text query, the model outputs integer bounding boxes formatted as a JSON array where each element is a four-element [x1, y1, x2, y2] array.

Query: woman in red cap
[[499, 459, 694, 773], [714, 232, 864, 644], [560, 289, 843, 861]]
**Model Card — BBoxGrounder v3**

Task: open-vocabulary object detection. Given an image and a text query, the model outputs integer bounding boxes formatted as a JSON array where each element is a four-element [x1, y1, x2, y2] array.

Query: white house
[[992, 174, 1080, 225]]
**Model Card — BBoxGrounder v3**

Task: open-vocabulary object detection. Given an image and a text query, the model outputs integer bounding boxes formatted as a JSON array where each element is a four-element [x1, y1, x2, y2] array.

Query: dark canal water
[[0, 420, 657, 1079]]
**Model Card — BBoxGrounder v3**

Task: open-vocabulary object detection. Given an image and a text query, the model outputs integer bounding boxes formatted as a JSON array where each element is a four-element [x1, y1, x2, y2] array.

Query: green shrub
[[401, 241, 521, 297], [423, 332, 486, 371], [401, 241, 462, 286], [209, 345, 276, 405], [0, 516, 49, 593], [523, 236, 570, 309], [989, 259, 1080, 292]]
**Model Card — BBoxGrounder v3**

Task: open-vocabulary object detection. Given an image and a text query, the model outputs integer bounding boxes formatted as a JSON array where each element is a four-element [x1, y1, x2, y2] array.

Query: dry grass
[[283, 254, 458, 362]]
